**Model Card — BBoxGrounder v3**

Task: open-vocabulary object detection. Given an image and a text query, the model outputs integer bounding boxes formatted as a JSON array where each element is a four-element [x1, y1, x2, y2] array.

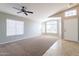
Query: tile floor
[[43, 39, 79, 56]]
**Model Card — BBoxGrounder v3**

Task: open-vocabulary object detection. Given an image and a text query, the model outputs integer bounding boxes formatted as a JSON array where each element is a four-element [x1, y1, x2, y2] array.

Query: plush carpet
[[0, 35, 57, 56]]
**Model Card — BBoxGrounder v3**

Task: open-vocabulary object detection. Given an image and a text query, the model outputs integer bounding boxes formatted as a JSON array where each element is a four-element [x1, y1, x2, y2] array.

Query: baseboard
[[63, 39, 79, 43]]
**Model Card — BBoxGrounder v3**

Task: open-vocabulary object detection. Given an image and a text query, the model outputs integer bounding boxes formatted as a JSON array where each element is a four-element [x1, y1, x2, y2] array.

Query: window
[[6, 19, 24, 36], [65, 9, 77, 17], [46, 20, 58, 33]]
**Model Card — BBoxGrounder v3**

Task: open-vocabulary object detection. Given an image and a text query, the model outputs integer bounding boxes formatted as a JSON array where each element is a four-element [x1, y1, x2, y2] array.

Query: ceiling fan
[[13, 6, 33, 16]]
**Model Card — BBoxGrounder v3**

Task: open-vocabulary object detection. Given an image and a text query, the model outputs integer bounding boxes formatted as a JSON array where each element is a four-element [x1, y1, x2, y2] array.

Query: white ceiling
[[0, 3, 68, 22]]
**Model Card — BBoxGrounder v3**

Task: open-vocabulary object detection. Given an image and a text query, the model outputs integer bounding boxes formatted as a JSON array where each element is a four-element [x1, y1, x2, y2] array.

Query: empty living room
[[0, 3, 79, 57]]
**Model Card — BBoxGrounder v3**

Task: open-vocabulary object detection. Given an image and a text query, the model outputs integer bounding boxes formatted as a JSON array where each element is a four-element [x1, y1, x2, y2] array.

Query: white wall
[[0, 12, 41, 43]]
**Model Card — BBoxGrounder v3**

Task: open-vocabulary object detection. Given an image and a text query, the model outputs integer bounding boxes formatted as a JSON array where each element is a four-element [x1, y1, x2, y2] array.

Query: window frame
[[65, 9, 77, 17], [46, 20, 58, 34]]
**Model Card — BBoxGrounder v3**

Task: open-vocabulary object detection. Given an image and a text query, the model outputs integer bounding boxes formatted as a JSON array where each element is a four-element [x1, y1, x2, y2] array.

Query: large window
[[6, 19, 24, 36], [65, 9, 77, 17], [46, 20, 58, 33]]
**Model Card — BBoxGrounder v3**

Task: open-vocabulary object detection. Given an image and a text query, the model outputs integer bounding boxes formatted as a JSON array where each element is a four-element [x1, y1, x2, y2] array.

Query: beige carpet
[[0, 35, 57, 56]]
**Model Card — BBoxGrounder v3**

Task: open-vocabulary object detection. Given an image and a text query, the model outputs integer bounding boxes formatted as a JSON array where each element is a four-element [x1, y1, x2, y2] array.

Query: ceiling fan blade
[[13, 7, 20, 10], [26, 11, 33, 14], [17, 11, 22, 13], [24, 12, 28, 16]]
